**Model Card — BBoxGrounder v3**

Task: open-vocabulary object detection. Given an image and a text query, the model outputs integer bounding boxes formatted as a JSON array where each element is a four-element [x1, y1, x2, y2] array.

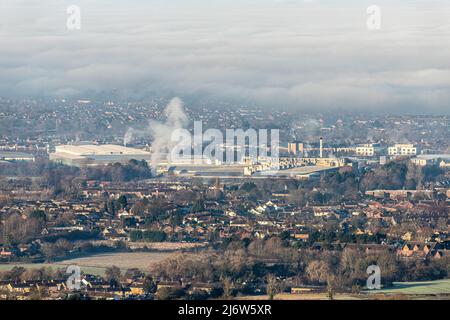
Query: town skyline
[[0, 0, 449, 305]]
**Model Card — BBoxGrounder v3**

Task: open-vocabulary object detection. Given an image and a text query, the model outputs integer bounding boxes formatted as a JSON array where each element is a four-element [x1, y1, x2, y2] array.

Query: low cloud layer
[[0, 0, 449, 113]]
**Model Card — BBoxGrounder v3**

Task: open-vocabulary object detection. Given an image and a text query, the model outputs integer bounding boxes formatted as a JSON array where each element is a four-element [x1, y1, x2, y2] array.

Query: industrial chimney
[[320, 137, 324, 158]]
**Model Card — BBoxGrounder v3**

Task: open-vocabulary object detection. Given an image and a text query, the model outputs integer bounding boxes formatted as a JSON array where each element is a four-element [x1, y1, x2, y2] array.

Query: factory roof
[[277, 166, 338, 175], [0, 151, 35, 159], [54, 144, 150, 156], [416, 154, 450, 160]]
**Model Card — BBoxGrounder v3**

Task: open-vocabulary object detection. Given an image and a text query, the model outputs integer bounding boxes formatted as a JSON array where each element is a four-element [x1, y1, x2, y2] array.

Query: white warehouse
[[50, 144, 152, 167]]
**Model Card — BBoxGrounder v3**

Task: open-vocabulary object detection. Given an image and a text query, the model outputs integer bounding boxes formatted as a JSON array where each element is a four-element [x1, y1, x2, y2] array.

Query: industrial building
[[388, 144, 417, 156], [410, 154, 450, 167], [0, 151, 35, 162], [355, 143, 383, 157], [242, 137, 352, 179], [288, 141, 304, 155], [50, 144, 152, 167]]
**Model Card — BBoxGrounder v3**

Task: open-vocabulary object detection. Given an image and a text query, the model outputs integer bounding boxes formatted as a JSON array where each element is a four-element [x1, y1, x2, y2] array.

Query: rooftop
[[54, 144, 150, 156]]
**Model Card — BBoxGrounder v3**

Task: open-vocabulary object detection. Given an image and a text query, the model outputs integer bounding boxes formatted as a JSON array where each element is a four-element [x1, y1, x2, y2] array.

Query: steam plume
[[123, 97, 189, 170]]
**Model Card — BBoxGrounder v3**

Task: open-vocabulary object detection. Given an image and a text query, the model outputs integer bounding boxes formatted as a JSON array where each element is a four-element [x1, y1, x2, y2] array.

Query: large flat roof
[[416, 154, 450, 160], [54, 144, 150, 156], [277, 166, 338, 175], [0, 151, 34, 158]]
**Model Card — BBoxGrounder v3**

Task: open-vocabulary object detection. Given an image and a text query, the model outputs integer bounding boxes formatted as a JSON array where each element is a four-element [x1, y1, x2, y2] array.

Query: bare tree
[[266, 274, 282, 300], [222, 276, 234, 299]]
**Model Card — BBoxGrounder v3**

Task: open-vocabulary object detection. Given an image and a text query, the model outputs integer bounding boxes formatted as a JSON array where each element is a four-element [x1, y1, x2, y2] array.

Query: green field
[[243, 279, 450, 300], [0, 252, 176, 276], [0, 263, 106, 276], [369, 279, 450, 296]]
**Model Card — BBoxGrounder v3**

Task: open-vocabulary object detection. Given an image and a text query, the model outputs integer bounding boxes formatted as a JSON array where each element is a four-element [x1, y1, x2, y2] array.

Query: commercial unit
[[50, 144, 152, 167], [0, 151, 35, 162], [356, 144, 382, 157], [288, 141, 304, 155], [410, 154, 450, 167], [388, 144, 417, 156]]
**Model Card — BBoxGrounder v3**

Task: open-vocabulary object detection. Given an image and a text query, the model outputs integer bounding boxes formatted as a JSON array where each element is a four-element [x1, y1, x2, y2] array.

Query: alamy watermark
[[67, 5, 81, 30], [366, 265, 381, 290], [170, 121, 280, 175], [66, 265, 81, 291], [367, 5, 381, 31], [64, 5, 380, 33]]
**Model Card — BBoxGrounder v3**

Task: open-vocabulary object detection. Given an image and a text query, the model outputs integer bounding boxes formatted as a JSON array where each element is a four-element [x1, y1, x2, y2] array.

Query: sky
[[0, 0, 449, 113]]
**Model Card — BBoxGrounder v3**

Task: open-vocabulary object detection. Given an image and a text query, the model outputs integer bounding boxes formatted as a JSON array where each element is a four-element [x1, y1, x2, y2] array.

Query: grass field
[[237, 293, 364, 300], [0, 251, 176, 276], [369, 279, 450, 296], [237, 279, 450, 300]]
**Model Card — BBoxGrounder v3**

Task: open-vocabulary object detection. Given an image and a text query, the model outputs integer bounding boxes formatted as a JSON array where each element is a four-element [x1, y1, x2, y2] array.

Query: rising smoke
[[123, 128, 135, 147], [124, 97, 189, 169]]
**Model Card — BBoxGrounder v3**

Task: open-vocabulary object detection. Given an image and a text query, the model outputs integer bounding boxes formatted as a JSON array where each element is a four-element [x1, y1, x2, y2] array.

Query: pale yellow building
[[388, 144, 417, 156]]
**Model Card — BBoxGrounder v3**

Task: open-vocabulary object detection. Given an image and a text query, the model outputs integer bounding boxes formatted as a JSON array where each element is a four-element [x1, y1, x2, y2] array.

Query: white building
[[356, 144, 382, 157], [50, 144, 152, 167], [388, 144, 417, 156], [440, 160, 450, 168], [411, 154, 450, 167], [0, 151, 35, 162]]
